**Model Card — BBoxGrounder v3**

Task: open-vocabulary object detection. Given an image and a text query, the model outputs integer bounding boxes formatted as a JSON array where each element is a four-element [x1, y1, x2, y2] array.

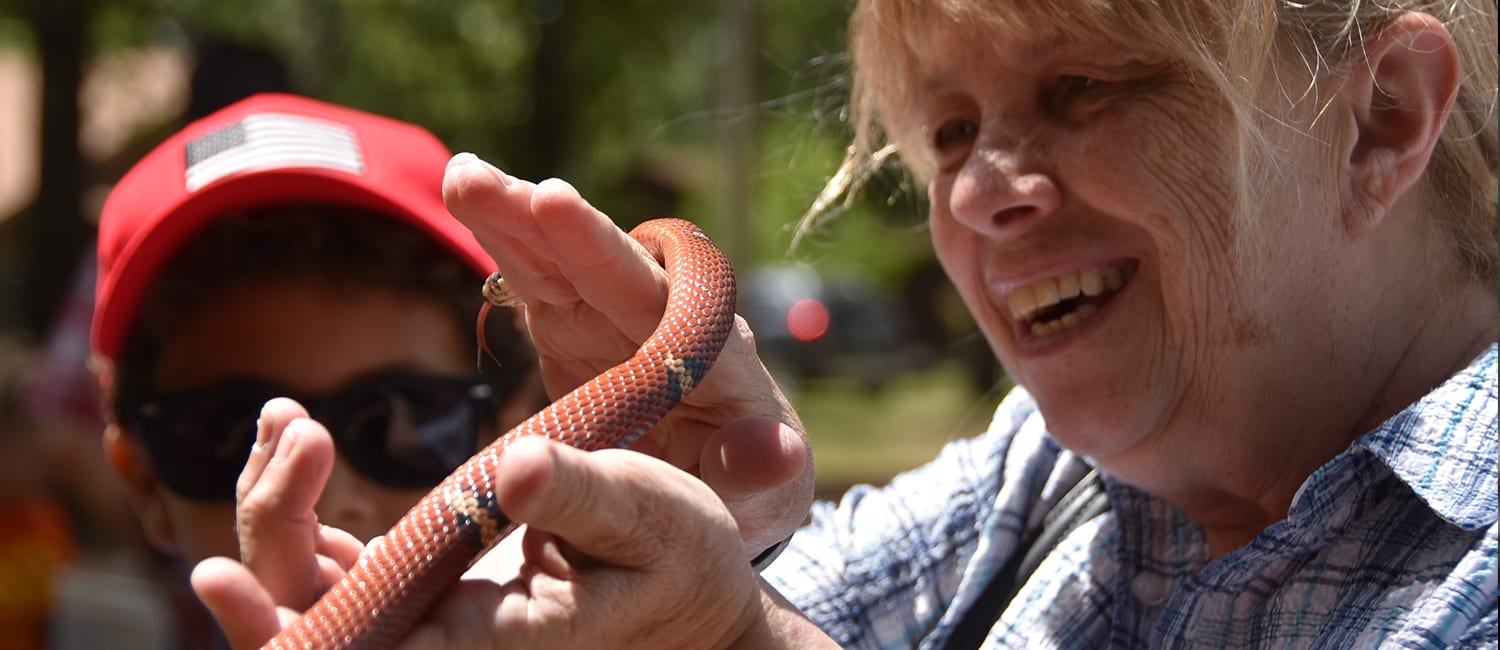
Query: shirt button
[[1131, 572, 1171, 606]]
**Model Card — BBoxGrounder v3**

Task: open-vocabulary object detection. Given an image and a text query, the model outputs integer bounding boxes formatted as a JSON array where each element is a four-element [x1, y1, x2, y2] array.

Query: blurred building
[[0, 44, 190, 226], [2, 43, 191, 340]]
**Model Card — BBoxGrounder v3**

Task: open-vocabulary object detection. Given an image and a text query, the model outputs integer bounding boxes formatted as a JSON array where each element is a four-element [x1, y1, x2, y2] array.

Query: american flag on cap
[[183, 112, 365, 191], [93, 93, 500, 362]]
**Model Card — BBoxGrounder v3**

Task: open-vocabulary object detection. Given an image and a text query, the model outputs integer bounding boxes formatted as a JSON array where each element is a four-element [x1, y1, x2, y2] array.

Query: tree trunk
[[22, 0, 90, 338]]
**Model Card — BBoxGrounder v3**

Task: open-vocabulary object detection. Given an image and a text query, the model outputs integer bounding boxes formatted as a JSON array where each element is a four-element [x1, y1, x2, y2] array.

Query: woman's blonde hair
[[803, 0, 1497, 280]]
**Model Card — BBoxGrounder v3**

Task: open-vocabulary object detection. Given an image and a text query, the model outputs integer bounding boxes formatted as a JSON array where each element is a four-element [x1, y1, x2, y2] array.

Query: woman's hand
[[194, 159, 822, 646], [405, 436, 773, 648], [192, 403, 834, 649], [442, 153, 813, 557], [191, 398, 365, 647]]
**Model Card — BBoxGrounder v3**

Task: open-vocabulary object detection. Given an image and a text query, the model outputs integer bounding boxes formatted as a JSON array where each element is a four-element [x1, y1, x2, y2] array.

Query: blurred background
[[0, 0, 1006, 646]]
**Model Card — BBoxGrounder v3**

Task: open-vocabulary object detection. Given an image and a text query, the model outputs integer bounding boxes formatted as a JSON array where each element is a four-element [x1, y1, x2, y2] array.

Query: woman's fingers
[[316, 524, 366, 572], [495, 438, 732, 567], [445, 155, 666, 321], [444, 155, 654, 396], [443, 153, 814, 559], [236, 397, 309, 502], [696, 417, 815, 558], [441, 153, 539, 255], [527, 178, 668, 340], [236, 401, 337, 610], [478, 437, 758, 649], [191, 557, 295, 649]]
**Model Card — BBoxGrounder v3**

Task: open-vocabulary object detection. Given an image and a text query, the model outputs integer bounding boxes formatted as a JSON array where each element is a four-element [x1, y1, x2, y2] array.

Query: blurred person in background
[[89, 93, 542, 649], [16, 33, 301, 568], [0, 340, 80, 650]]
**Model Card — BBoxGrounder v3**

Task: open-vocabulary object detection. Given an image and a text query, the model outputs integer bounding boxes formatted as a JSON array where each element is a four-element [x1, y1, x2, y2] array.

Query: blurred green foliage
[[0, 12, 32, 48], [0, 0, 1005, 489], [1, 0, 950, 285]]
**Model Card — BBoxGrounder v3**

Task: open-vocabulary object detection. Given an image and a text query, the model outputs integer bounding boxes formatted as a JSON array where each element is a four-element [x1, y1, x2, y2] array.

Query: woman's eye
[[1061, 75, 1100, 93], [931, 119, 978, 151], [1046, 75, 1116, 116], [1055, 75, 1103, 100]]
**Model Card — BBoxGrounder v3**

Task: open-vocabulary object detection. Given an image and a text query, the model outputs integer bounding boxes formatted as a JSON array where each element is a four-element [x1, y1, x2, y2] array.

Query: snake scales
[[261, 218, 737, 649]]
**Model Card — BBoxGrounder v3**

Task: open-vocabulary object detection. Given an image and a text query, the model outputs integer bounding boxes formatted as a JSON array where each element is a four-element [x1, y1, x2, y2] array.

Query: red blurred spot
[[787, 299, 830, 342]]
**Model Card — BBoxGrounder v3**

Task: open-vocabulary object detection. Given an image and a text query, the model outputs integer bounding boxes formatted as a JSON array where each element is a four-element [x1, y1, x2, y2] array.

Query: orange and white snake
[[262, 218, 737, 649]]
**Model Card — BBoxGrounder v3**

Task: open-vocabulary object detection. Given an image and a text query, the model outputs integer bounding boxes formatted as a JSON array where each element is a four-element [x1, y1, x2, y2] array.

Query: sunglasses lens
[[334, 377, 488, 489], [131, 374, 495, 501], [134, 391, 266, 501]]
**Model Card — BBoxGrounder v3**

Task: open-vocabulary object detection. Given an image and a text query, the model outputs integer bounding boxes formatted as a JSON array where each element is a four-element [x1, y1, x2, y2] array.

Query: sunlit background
[[0, 2, 1006, 646]]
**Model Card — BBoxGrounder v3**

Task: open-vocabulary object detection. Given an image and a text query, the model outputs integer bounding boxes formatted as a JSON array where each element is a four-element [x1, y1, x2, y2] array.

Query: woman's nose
[[946, 146, 1061, 237]]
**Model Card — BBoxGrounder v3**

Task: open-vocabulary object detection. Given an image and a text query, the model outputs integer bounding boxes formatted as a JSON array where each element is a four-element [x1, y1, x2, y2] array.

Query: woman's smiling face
[[896, 15, 1359, 473]]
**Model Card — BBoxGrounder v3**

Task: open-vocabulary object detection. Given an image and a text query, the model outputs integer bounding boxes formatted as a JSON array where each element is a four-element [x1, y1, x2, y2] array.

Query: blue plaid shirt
[[765, 345, 1498, 649]]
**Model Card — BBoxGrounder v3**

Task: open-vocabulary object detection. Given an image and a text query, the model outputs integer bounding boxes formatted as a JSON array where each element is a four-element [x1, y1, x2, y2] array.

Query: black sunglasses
[[121, 372, 506, 501]]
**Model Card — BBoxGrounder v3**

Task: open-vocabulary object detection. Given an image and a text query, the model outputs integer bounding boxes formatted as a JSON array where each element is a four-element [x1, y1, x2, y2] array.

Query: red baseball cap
[[92, 93, 495, 362]]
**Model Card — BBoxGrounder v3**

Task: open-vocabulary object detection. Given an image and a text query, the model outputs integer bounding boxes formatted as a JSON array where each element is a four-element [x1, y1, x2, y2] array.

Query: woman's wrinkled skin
[[905, 15, 1485, 551]]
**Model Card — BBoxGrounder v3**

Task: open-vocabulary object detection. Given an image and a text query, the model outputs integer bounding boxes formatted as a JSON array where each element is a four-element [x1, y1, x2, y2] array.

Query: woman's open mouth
[[1007, 261, 1138, 338]]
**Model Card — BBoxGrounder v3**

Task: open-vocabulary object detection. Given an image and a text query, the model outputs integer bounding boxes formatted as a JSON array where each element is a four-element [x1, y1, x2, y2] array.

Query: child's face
[[112, 278, 489, 565]]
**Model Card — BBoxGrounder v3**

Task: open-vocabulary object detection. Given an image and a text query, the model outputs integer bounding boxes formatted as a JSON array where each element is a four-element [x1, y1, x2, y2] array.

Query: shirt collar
[[1353, 344, 1498, 530]]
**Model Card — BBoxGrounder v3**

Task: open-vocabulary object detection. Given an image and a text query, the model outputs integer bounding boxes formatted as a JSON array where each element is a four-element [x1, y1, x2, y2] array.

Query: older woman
[[202, 1, 1495, 648], [753, 1, 1497, 646]]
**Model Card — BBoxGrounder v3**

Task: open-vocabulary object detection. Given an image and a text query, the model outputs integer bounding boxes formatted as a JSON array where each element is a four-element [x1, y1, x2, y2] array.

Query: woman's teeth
[[1007, 264, 1132, 338]]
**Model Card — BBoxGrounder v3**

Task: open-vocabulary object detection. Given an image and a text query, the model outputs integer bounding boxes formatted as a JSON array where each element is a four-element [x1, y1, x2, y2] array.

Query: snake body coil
[[262, 218, 737, 649]]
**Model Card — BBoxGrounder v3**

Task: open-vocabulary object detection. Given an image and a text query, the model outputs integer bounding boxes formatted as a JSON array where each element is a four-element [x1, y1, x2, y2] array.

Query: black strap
[[751, 533, 794, 572], [941, 470, 1110, 650]]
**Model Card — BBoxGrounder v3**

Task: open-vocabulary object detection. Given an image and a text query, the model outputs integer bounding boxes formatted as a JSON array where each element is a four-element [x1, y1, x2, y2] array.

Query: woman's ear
[[1340, 12, 1460, 235], [103, 423, 181, 556]]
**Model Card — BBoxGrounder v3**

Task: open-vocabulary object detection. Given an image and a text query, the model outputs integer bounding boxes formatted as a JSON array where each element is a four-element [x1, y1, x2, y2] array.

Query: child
[[89, 93, 540, 648]]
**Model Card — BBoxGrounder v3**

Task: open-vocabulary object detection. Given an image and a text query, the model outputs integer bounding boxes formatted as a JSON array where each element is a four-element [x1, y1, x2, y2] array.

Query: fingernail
[[449, 152, 477, 167], [254, 407, 274, 449], [537, 176, 581, 200], [453, 152, 512, 187], [273, 421, 303, 460], [274, 417, 312, 459]]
